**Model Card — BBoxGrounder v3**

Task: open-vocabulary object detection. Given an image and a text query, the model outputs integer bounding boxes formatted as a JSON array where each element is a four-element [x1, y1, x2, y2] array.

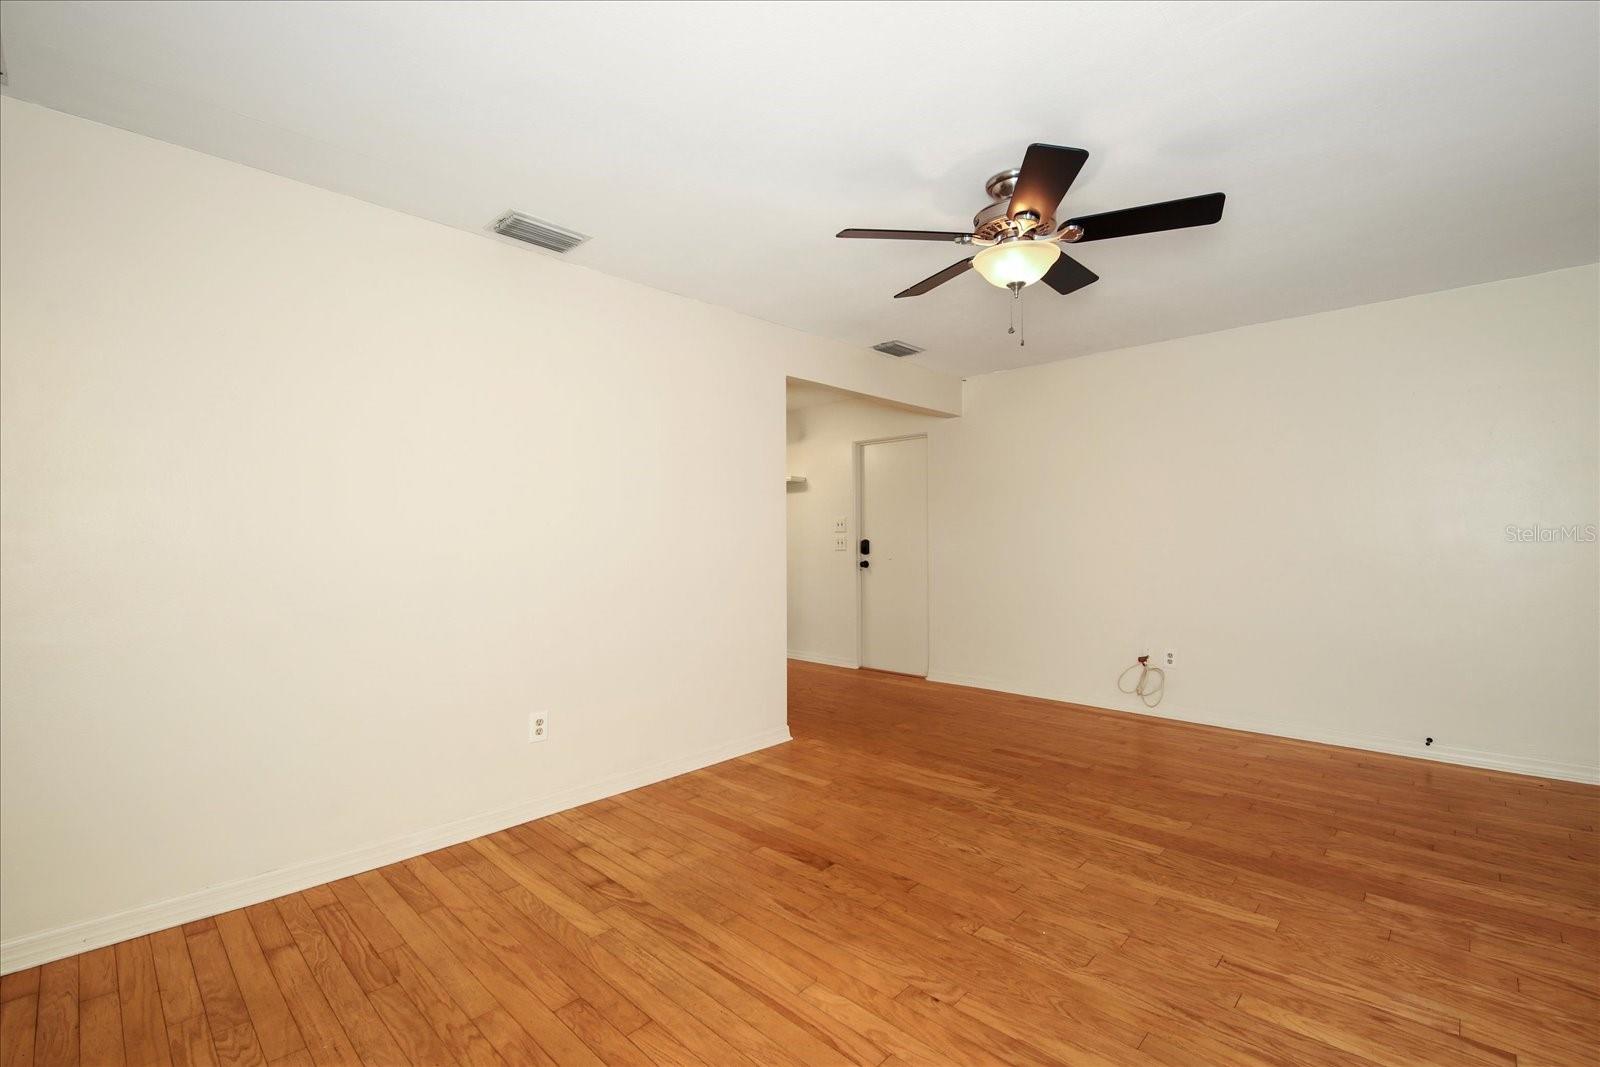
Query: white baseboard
[[0, 726, 791, 975], [787, 649, 859, 669], [925, 671, 1600, 785]]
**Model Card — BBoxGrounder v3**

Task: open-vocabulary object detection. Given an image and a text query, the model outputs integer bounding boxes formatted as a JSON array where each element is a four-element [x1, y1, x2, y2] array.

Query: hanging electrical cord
[[1118, 655, 1165, 708]]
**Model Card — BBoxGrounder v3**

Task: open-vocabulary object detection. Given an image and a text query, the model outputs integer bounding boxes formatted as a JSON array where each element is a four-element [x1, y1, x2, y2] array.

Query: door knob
[[859, 560, 869, 569]]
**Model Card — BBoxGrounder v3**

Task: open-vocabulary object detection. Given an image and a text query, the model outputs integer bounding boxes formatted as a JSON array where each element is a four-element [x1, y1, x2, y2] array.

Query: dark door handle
[[859, 560, 869, 569], [859, 539, 870, 555]]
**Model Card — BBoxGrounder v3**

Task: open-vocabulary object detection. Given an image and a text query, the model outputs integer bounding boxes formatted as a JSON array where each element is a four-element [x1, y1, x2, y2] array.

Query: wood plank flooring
[[3, 660, 1597, 1065]]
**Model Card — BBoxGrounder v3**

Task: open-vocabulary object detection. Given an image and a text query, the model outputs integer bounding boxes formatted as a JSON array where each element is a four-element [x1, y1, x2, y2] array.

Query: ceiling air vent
[[871, 340, 924, 358], [491, 211, 589, 253]]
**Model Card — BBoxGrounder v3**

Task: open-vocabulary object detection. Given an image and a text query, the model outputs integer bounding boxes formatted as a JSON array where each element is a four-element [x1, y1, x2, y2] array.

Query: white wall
[[788, 266, 1600, 782], [0, 97, 958, 968]]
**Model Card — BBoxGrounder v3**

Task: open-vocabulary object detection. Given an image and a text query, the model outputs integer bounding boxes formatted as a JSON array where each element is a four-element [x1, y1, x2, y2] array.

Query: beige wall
[[0, 97, 958, 966], [788, 266, 1599, 782]]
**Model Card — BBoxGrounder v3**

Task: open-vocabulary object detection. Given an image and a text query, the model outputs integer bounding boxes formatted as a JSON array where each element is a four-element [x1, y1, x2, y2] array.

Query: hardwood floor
[[3, 661, 1597, 1065]]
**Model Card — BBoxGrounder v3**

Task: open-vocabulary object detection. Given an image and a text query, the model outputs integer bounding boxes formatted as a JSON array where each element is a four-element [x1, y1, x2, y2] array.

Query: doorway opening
[[785, 379, 935, 677]]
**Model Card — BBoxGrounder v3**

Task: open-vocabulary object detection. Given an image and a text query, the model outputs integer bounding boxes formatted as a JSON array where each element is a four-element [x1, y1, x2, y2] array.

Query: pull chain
[[1006, 282, 1025, 346]]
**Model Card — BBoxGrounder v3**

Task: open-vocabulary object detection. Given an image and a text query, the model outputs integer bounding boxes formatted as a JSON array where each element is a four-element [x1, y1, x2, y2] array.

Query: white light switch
[[833, 517, 848, 533], [833, 536, 848, 552]]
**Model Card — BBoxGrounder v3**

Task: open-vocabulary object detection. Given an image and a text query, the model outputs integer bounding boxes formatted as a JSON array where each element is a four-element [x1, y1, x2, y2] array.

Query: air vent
[[871, 340, 924, 358], [491, 211, 589, 253]]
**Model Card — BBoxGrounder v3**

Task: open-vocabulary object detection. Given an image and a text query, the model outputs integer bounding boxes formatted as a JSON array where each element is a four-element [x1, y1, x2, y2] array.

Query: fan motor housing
[[971, 199, 1010, 240], [973, 168, 1053, 243]]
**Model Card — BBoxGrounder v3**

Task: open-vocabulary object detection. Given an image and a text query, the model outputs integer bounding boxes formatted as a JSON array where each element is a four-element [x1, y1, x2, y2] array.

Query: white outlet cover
[[529, 713, 549, 743]]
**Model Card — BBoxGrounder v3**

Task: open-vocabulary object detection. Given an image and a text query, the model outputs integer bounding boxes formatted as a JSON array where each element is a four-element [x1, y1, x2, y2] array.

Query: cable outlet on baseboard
[[528, 713, 549, 743]]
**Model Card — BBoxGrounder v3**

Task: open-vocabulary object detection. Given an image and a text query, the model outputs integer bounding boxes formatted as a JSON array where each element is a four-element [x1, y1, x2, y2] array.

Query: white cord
[[1118, 658, 1166, 708]]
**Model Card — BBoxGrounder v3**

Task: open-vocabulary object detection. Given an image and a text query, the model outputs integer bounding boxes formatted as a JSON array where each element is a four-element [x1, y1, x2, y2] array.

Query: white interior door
[[859, 436, 928, 675]]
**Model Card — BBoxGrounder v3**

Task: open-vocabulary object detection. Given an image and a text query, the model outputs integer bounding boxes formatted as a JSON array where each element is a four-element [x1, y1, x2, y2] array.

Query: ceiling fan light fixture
[[972, 240, 1060, 289], [836, 142, 1226, 307]]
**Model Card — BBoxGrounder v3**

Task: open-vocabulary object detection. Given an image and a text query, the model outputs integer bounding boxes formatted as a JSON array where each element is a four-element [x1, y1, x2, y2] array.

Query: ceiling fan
[[837, 144, 1224, 310]]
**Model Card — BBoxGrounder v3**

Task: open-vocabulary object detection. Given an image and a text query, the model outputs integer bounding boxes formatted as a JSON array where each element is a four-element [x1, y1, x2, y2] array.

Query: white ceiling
[[2, 1, 1595, 378]]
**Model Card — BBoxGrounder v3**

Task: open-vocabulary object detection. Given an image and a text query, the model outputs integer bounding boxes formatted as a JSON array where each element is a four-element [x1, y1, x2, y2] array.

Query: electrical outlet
[[833, 536, 848, 552], [1163, 650, 1176, 668], [528, 713, 549, 743]]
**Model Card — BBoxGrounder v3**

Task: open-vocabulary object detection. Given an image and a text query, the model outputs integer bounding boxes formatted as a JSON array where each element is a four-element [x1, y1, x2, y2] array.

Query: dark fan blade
[[894, 258, 973, 298], [837, 228, 972, 243], [1008, 144, 1089, 222], [1063, 192, 1225, 242], [1040, 252, 1099, 296]]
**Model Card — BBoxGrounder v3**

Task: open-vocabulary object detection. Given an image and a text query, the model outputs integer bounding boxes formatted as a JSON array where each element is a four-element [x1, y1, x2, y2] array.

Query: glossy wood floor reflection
[[4, 662, 1598, 1066]]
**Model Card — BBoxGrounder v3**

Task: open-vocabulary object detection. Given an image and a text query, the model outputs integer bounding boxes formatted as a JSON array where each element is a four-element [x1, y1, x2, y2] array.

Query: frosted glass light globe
[[973, 240, 1061, 288]]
